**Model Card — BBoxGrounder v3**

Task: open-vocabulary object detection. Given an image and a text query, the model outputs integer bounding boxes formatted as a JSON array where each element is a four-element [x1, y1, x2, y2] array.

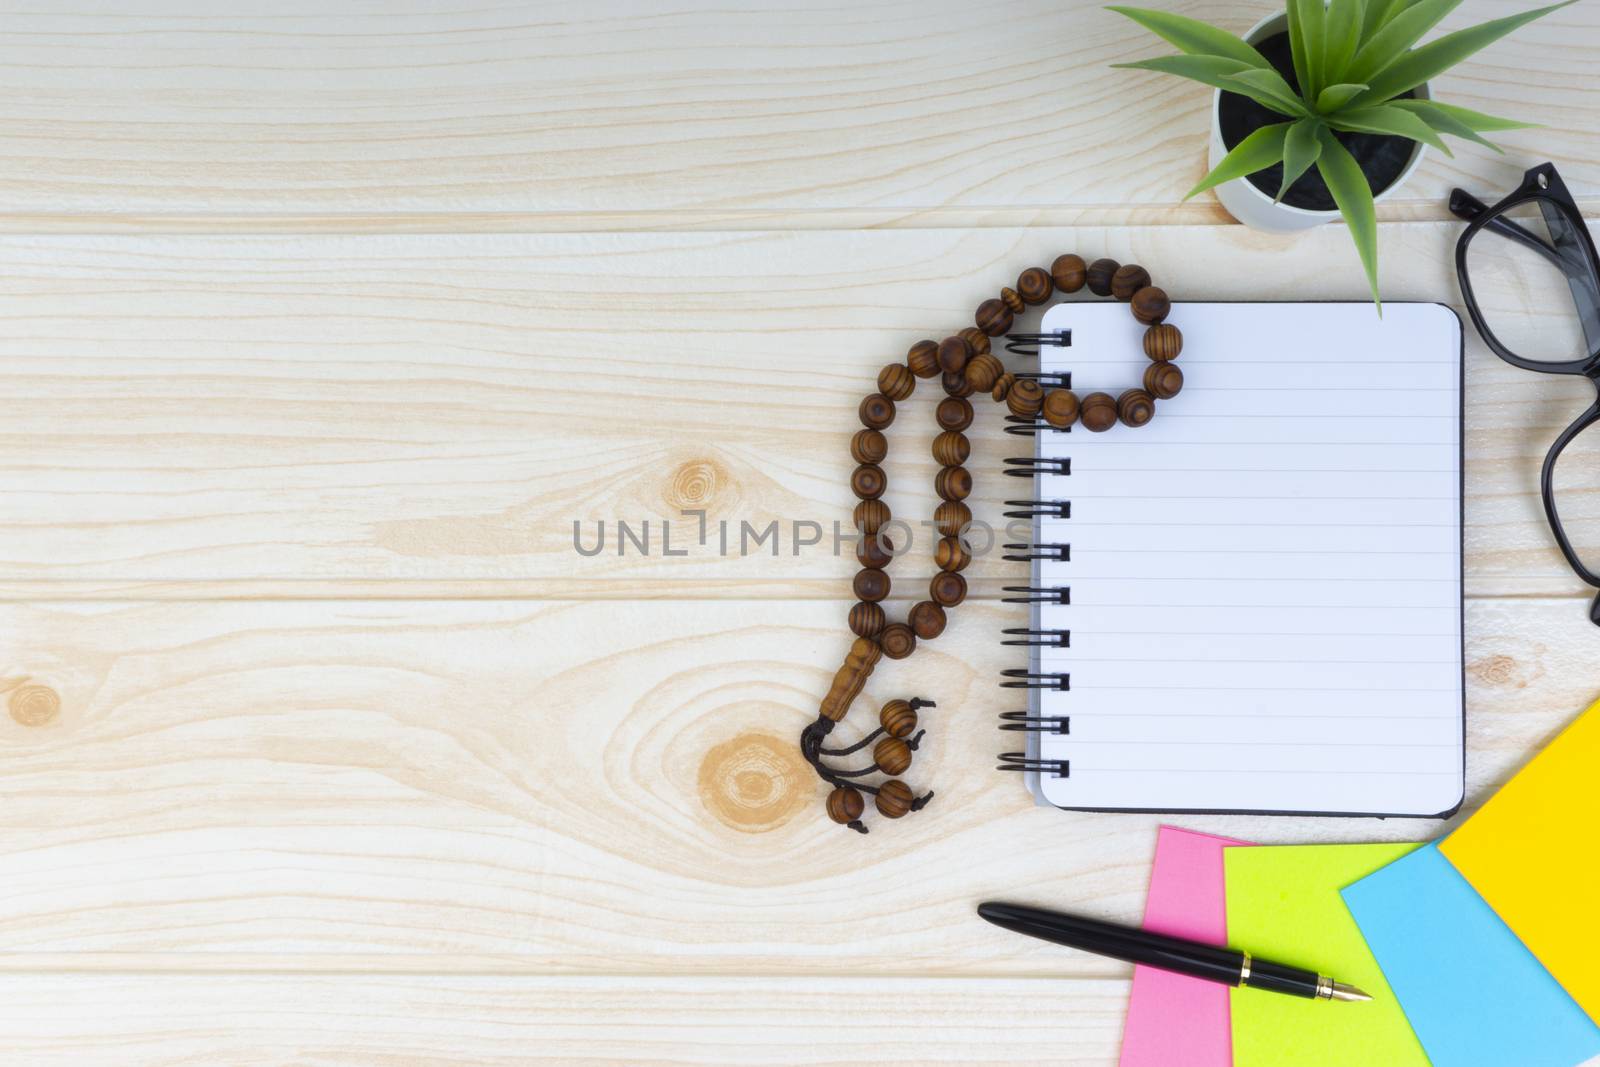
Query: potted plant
[[1111, 0, 1569, 305]]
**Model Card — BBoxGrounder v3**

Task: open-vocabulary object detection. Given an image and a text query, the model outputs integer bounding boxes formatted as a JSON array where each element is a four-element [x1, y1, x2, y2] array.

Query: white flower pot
[[1209, 11, 1429, 233]]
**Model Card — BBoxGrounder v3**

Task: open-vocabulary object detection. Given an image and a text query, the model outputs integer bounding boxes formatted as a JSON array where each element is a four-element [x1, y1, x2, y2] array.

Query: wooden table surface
[[2, 3, 1598, 1063]]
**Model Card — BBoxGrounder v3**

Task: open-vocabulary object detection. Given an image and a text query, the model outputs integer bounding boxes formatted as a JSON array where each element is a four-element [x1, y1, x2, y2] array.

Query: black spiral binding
[[996, 752, 1071, 776], [997, 328, 1074, 782], [999, 710, 1070, 734]]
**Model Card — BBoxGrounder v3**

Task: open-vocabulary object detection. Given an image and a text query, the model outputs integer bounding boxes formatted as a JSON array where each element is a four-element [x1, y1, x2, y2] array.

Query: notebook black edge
[[1033, 300, 1468, 822]]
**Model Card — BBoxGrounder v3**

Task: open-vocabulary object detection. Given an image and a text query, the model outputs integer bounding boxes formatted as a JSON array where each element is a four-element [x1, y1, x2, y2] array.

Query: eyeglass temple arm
[[1449, 188, 1566, 268]]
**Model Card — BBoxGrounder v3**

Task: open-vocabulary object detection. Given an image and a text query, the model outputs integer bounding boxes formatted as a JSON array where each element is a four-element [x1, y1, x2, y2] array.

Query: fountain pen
[[977, 901, 1371, 1002]]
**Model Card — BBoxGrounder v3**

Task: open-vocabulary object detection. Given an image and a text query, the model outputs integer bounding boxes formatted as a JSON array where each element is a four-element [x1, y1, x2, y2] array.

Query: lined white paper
[[1033, 302, 1464, 815]]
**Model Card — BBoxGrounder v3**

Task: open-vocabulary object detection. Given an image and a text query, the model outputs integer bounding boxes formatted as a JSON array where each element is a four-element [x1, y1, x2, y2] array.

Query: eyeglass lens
[[1462, 196, 1600, 364]]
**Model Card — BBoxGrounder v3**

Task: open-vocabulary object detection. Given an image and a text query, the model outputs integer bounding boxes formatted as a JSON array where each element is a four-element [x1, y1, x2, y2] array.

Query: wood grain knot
[[8, 684, 60, 727], [664, 457, 729, 513], [1467, 653, 1540, 689], [697, 732, 809, 833]]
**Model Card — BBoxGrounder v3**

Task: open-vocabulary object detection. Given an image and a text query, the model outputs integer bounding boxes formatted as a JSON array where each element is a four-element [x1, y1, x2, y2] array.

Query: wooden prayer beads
[[880, 700, 917, 738], [929, 570, 966, 606], [851, 463, 886, 499], [1086, 257, 1118, 296], [935, 396, 973, 432], [827, 786, 865, 824], [859, 393, 895, 429], [932, 431, 970, 466], [878, 623, 916, 660], [934, 466, 971, 501], [1132, 285, 1171, 325], [1042, 388, 1079, 428], [801, 253, 1185, 833], [933, 500, 970, 537], [909, 600, 947, 639], [1111, 263, 1152, 300], [1016, 267, 1053, 305], [848, 601, 885, 638], [1144, 362, 1183, 399], [907, 339, 941, 378], [1118, 388, 1156, 427], [854, 499, 889, 533], [964, 353, 1004, 392], [853, 568, 890, 602], [1080, 391, 1118, 432], [877, 363, 915, 401], [1051, 253, 1086, 292], [1007, 378, 1044, 418], [875, 779, 915, 818], [1144, 323, 1182, 361], [851, 429, 887, 464], [873, 737, 912, 776]]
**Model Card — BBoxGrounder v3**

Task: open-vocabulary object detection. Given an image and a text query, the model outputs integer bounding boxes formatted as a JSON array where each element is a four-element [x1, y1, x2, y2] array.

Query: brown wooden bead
[[1080, 391, 1118, 432], [826, 785, 865, 824], [1086, 257, 1119, 296], [1131, 285, 1170, 325], [1051, 253, 1087, 293], [975, 298, 1013, 337], [848, 601, 886, 638], [935, 396, 973, 432], [820, 635, 881, 720], [877, 362, 915, 401], [1111, 263, 1152, 301], [935, 465, 972, 501], [991, 372, 1017, 402], [875, 779, 915, 818], [1144, 361, 1183, 399], [850, 428, 887, 465], [931, 430, 970, 466], [930, 570, 967, 607], [937, 335, 971, 375], [909, 600, 947, 639], [878, 623, 916, 660], [851, 463, 886, 500], [1042, 388, 1079, 429], [1007, 377, 1044, 418], [964, 352, 1003, 393], [1118, 388, 1156, 427], [935, 535, 971, 572], [853, 567, 890, 603], [853, 498, 889, 534], [859, 393, 895, 429], [856, 530, 894, 569], [873, 736, 913, 775], [880, 700, 917, 738], [907, 339, 941, 379], [958, 326, 990, 356], [1001, 286, 1025, 315], [1143, 322, 1182, 362], [942, 369, 975, 398], [1017, 267, 1053, 305], [933, 500, 970, 538]]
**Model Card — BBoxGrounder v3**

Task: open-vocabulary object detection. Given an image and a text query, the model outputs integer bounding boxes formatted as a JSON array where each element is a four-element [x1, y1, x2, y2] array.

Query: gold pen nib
[[1330, 982, 1371, 1002]]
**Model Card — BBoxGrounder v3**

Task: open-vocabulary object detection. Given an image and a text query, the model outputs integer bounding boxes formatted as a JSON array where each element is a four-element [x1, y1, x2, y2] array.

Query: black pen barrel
[[978, 903, 1244, 985]]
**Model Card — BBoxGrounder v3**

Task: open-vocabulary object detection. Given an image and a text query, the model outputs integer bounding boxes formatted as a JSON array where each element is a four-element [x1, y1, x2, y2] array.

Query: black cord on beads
[[800, 714, 935, 833]]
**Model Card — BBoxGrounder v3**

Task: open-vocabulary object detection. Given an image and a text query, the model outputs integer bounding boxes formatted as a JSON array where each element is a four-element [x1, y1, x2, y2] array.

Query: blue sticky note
[[1342, 841, 1600, 1067]]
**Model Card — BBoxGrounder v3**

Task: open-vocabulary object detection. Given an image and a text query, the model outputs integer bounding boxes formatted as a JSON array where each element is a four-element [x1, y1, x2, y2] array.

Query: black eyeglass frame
[[1450, 161, 1600, 617]]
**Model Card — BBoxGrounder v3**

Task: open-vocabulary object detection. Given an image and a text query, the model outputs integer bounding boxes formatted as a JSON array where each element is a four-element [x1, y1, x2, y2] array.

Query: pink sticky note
[[1119, 826, 1254, 1067]]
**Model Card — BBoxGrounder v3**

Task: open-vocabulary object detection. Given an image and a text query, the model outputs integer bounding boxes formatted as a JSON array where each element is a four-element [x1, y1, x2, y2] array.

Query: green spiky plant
[[1111, 0, 1570, 306]]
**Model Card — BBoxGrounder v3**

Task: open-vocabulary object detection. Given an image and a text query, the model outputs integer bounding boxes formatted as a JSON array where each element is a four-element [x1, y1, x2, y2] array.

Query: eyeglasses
[[1451, 162, 1600, 624]]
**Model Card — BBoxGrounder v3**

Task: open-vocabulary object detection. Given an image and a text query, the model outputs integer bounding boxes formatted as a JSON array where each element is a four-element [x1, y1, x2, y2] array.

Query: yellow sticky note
[[1225, 842, 1427, 1067], [1441, 699, 1600, 1025]]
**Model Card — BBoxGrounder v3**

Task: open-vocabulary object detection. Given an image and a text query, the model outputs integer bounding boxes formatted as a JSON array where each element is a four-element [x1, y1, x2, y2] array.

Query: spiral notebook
[[1003, 301, 1464, 817]]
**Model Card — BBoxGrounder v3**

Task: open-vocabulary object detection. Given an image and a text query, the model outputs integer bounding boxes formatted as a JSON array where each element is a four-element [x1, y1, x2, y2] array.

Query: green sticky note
[[1225, 842, 1427, 1067]]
